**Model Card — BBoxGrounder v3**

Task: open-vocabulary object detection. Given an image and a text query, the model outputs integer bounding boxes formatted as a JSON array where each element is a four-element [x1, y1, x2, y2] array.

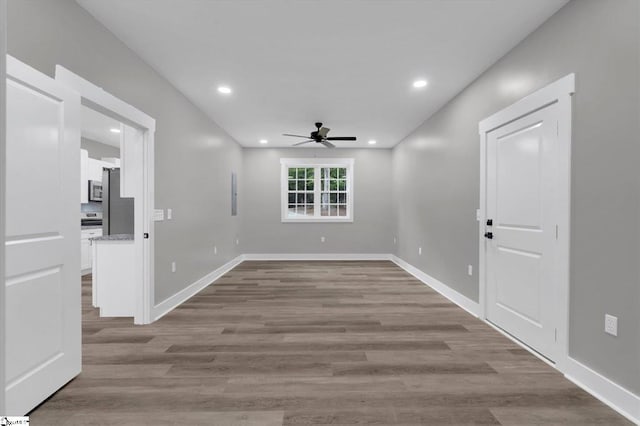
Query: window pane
[[284, 163, 349, 221]]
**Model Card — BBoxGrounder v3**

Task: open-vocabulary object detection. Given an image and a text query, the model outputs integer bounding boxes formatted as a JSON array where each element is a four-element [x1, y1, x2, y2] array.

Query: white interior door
[[485, 103, 559, 361], [4, 56, 81, 415]]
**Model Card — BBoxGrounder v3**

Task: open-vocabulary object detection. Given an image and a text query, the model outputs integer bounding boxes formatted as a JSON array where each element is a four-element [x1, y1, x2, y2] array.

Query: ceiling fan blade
[[320, 141, 336, 148], [283, 133, 311, 139], [293, 140, 313, 146], [326, 136, 357, 141], [318, 127, 330, 138]]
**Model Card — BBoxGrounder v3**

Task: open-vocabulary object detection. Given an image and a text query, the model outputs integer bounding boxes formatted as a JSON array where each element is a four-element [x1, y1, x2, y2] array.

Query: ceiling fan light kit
[[283, 122, 357, 148]]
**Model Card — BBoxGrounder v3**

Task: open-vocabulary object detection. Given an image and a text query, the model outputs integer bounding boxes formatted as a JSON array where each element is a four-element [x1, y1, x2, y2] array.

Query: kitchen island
[[91, 234, 135, 317]]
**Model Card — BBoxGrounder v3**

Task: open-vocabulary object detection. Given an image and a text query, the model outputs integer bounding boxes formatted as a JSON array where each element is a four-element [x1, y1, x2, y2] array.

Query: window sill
[[281, 218, 354, 223]]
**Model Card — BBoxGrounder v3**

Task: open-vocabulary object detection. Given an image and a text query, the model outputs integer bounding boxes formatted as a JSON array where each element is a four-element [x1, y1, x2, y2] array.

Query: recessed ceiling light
[[259, 139, 268, 144], [368, 140, 377, 145], [110, 128, 121, 133], [217, 86, 232, 94], [412, 79, 428, 88]]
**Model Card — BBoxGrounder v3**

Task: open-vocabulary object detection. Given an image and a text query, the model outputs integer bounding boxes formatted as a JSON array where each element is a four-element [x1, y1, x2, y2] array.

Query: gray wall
[[81, 137, 120, 160], [242, 148, 394, 254], [7, 0, 243, 305], [393, 0, 639, 394]]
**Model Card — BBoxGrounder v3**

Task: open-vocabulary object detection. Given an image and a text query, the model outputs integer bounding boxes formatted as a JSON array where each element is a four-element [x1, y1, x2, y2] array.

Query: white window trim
[[280, 158, 354, 223]]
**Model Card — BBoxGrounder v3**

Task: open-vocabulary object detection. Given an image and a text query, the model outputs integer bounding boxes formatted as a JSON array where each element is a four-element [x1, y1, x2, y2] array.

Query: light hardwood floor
[[30, 261, 630, 425]]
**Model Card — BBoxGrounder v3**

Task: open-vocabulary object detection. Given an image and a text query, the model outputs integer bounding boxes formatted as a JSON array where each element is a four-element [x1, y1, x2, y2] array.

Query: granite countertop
[[90, 234, 134, 241]]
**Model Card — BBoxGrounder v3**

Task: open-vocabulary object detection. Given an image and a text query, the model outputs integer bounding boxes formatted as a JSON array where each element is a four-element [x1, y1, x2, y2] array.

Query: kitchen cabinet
[[88, 158, 108, 182], [81, 228, 102, 273], [92, 238, 135, 316]]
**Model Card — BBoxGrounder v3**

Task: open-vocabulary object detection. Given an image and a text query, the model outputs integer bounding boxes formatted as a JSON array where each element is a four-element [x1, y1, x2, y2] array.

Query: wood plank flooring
[[30, 261, 630, 425]]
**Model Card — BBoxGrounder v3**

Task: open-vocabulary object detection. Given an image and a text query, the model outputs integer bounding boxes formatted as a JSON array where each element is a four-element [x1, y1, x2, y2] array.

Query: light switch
[[167, 208, 173, 220], [153, 209, 164, 221]]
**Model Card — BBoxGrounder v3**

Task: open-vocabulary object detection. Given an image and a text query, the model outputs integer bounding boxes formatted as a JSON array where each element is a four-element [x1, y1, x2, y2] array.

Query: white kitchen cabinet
[[80, 149, 89, 203], [92, 239, 135, 316], [102, 157, 121, 167], [87, 158, 105, 182], [81, 228, 102, 273]]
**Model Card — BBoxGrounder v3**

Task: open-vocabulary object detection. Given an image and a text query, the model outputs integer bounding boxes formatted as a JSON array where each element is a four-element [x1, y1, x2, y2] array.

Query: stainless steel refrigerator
[[102, 167, 134, 235]]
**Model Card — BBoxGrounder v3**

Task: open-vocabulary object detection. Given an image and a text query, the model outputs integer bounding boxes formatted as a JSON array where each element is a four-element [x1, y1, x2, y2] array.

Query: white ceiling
[[81, 105, 122, 148], [77, 0, 568, 148]]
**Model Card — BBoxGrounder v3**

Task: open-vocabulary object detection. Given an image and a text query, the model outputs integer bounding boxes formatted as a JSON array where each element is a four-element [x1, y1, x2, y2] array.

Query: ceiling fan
[[283, 122, 357, 148]]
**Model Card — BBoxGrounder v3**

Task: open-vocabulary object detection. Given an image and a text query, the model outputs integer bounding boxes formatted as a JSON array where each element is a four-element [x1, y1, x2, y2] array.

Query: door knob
[[484, 232, 493, 239]]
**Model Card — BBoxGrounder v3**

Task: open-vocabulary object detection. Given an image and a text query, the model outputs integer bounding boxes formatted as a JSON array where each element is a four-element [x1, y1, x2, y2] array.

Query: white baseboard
[[243, 253, 392, 261], [564, 357, 640, 424], [390, 255, 480, 317], [152, 254, 244, 321]]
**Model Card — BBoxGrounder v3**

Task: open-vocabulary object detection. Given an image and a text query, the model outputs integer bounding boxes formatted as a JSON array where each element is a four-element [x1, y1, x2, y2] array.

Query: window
[[280, 158, 354, 222]]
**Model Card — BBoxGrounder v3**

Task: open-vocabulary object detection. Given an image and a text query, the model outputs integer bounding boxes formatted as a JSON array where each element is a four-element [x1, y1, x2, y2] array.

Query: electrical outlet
[[418, 247, 422, 255], [321, 236, 325, 243], [214, 246, 217, 255], [167, 208, 173, 220], [171, 262, 176, 273], [604, 314, 618, 336], [468, 265, 473, 276]]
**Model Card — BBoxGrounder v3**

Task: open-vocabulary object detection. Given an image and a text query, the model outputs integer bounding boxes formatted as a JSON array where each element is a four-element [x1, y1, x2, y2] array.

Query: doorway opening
[[56, 65, 156, 325]]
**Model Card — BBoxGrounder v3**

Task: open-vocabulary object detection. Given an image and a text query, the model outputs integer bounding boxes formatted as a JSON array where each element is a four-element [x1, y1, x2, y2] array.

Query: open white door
[[4, 56, 81, 415]]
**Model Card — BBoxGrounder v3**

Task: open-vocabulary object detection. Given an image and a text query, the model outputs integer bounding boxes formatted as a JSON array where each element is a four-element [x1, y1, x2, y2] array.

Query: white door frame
[[55, 66, 156, 325], [0, 0, 7, 415], [478, 73, 574, 370]]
